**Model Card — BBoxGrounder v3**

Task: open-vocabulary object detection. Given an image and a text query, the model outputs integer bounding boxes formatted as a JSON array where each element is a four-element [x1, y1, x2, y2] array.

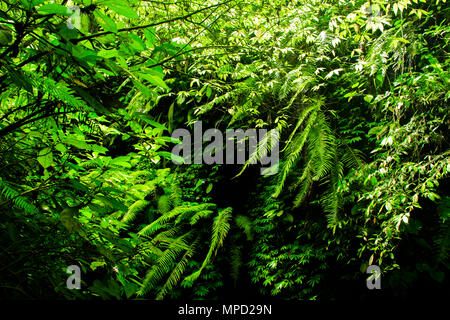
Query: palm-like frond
[[273, 108, 319, 198], [138, 203, 216, 237], [236, 128, 280, 177], [122, 200, 149, 223], [155, 237, 199, 300], [185, 207, 232, 282], [137, 233, 191, 296]]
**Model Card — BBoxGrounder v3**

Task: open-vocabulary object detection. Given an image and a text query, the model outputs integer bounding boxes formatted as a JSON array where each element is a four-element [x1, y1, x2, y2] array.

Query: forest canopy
[[0, 0, 448, 300]]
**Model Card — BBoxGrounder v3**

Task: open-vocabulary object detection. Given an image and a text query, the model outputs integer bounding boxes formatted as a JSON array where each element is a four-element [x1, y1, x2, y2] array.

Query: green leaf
[[97, 49, 119, 59], [93, 9, 118, 33], [37, 147, 53, 168], [135, 114, 168, 131], [90, 261, 106, 271], [168, 102, 175, 133], [100, 219, 109, 228], [157, 151, 184, 164], [111, 156, 132, 168], [91, 144, 109, 154], [206, 86, 212, 99], [63, 137, 89, 150], [55, 143, 67, 153], [144, 27, 156, 47], [131, 79, 154, 98], [37, 3, 72, 16], [364, 95, 374, 103], [103, 1, 139, 19], [137, 72, 169, 90], [128, 34, 146, 51]]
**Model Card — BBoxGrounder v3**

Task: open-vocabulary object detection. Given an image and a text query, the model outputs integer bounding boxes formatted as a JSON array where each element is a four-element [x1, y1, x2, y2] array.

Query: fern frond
[[230, 245, 242, 287], [321, 146, 345, 226], [122, 200, 149, 223], [137, 234, 191, 296], [229, 100, 255, 126], [181, 210, 213, 225], [236, 128, 280, 177], [185, 207, 232, 282], [0, 178, 38, 213], [155, 237, 199, 300], [279, 67, 317, 101], [283, 97, 324, 150], [189, 209, 214, 225], [273, 109, 318, 197], [169, 184, 182, 207], [235, 215, 253, 241], [157, 195, 171, 214], [308, 113, 336, 181], [152, 226, 182, 244], [31, 74, 89, 110], [293, 168, 313, 207], [341, 145, 365, 169], [138, 204, 216, 237]]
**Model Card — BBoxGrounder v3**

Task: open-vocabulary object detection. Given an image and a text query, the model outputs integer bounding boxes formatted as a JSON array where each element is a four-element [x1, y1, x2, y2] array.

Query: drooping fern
[[236, 127, 280, 176], [272, 99, 321, 198], [136, 207, 233, 297], [184, 207, 232, 282], [122, 199, 149, 223], [271, 95, 363, 225], [289, 114, 335, 207], [155, 236, 200, 300], [137, 232, 192, 297]]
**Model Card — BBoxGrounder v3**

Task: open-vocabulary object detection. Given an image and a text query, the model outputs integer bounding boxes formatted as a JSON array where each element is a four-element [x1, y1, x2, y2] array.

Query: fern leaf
[[138, 204, 216, 237], [185, 207, 232, 282], [236, 128, 280, 177], [137, 234, 190, 296], [157, 195, 171, 214], [293, 168, 313, 207], [31, 74, 89, 110], [283, 97, 324, 150], [122, 200, 149, 223], [0, 179, 38, 213], [273, 109, 318, 197], [235, 215, 253, 241], [308, 113, 336, 181], [155, 237, 199, 300]]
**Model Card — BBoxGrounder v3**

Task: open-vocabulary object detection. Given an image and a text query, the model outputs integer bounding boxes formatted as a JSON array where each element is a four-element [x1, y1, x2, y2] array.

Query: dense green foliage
[[0, 0, 448, 300]]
